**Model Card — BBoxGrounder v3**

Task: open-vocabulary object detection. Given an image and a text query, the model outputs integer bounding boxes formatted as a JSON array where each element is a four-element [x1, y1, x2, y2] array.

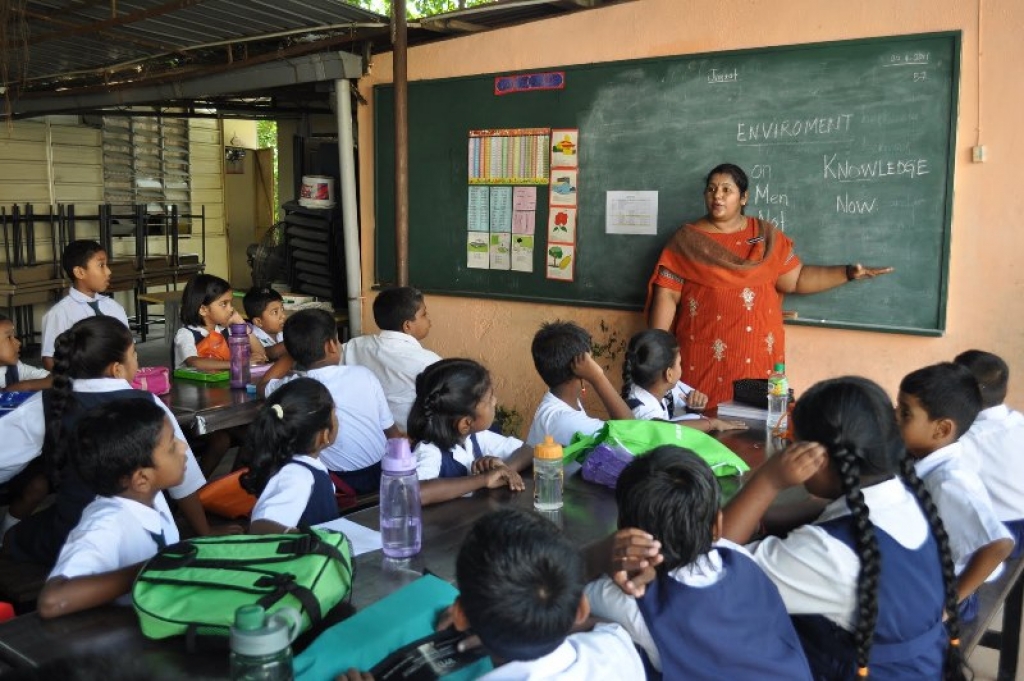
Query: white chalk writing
[[837, 193, 877, 214], [737, 114, 852, 142], [823, 154, 929, 181]]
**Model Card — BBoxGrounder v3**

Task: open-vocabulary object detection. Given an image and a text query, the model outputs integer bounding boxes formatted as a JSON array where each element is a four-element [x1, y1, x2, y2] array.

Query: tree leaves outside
[[345, 0, 495, 18]]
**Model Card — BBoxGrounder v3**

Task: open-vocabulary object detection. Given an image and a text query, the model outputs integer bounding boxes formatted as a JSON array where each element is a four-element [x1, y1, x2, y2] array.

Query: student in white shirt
[[173, 273, 245, 369], [343, 286, 441, 432], [955, 349, 1024, 558], [0, 317, 210, 564], [37, 398, 187, 618], [525, 321, 634, 447], [246, 378, 340, 533], [40, 240, 130, 371], [0, 313, 49, 392], [621, 329, 746, 433], [242, 286, 288, 364], [260, 309, 401, 495], [897, 363, 1014, 619]]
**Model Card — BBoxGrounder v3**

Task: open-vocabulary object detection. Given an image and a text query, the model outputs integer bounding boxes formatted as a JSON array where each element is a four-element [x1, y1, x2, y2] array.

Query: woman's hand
[[685, 389, 709, 412], [763, 441, 828, 490], [848, 263, 894, 280], [471, 456, 505, 475], [609, 528, 663, 597]]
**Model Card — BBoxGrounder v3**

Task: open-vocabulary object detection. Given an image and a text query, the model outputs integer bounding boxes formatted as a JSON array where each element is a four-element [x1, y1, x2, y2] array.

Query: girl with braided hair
[[407, 358, 530, 506], [0, 316, 210, 566], [719, 376, 969, 680], [620, 329, 744, 433]]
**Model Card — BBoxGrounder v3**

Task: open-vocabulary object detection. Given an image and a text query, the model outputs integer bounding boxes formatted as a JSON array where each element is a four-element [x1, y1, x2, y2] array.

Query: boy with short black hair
[[261, 309, 401, 494], [40, 240, 130, 371], [343, 286, 441, 432], [242, 286, 287, 363], [451, 508, 643, 680], [37, 398, 186, 619], [525, 320, 633, 446], [0, 313, 49, 392], [897, 362, 1015, 619], [955, 349, 1024, 558], [586, 447, 812, 679]]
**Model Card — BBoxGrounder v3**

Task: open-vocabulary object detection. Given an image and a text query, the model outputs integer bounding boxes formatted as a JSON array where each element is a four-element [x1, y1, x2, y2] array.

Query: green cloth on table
[[294, 573, 493, 681]]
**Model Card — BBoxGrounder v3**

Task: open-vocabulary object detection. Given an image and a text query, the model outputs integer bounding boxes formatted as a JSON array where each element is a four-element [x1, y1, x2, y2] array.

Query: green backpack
[[133, 529, 353, 642]]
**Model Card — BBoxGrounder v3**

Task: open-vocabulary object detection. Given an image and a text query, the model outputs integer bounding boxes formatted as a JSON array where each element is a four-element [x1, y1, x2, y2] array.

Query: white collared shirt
[[413, 429, 523, 481], [477, 622, 644, 681], [251, 326, 283, 348], [585, 539, 749, 671], [0, 361, 49, 388], [748, 477, 930, 631], [41, 288, 130, 359], [0, 377, 205, 498], [915, 441, 1012, 579], [50, 492, 179, 583], [625, 382, 701, 421], [251, 455, 325, 528], [960, 404, 1024, 522], [265, 365, 394, 472], [526, 392, 605, 446], [342, 331, 442, 432]]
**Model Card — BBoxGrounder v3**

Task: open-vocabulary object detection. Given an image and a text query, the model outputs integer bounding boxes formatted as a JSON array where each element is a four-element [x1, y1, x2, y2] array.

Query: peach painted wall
[[355, 0, 1024, 428]]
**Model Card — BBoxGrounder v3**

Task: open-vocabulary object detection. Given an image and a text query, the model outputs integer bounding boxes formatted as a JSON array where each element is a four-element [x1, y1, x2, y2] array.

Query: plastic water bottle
[[229, 604, 300, 681], [229, 323, 251, 389], [767, 363, 789, 448], [534, 436, 564, 511], [380, 438, 422, 558]]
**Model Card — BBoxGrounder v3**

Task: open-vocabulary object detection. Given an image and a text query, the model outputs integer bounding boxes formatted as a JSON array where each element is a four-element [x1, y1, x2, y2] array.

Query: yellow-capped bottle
[[534, 436, 564, 511]]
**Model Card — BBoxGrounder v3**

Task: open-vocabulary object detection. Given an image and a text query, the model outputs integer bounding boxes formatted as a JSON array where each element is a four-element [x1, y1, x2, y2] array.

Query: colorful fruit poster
[[545, 243, 575, 282], [511, 235, 534, 272], [547, 207, 576, 244], [550, 129, 579, 169], [489, 233, 511, 270], [467, 232, 490, 269]]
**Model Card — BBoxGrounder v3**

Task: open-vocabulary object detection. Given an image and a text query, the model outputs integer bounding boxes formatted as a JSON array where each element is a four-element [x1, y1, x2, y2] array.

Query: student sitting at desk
[[0, 313, 49, 393], [37, 398, 186, 618], [245, 378, 339, 533], [586, 446, 811, 679], [407, 358, 529, 506], [897, 362, 1013, 621], [525, 321, 634, 446], [40, 240, 131, 372], [342, 286, 441, 432], [955, 350, 1024, 558], [243, 286, 288, 364], [173, 273, 245, 370], [261, 309, 401, 495]]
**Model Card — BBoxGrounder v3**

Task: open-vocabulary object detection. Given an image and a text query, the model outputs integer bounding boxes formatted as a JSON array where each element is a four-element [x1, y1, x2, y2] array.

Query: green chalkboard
[[374, 32, 960, 334]]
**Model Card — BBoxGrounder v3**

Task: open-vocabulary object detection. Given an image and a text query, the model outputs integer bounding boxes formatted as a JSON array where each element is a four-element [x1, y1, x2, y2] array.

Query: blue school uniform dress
[[635, 546, 812, 680], [251, 455, 338, 529], [412, 430, 523, 481], [791, 517, 947, 681]]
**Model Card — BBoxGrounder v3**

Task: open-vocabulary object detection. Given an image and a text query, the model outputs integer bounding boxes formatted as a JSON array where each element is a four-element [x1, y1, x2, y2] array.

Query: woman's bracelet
[[845, 264, 857, 281]]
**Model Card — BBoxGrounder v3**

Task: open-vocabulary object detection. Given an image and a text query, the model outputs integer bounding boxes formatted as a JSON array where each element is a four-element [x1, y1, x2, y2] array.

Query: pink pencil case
[[132, 367, 171, 395]]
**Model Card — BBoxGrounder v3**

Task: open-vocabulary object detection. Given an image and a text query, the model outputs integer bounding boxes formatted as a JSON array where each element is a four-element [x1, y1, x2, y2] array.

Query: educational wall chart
[[467, 129, 546, 271], [547, 128, 579, 282]]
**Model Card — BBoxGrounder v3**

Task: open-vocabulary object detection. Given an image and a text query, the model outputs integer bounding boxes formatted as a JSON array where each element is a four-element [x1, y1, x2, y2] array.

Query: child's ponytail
[[621, 329, 679, 399], [43, 317, 134, 483], [242, 377, 333, 496], [898, 456, 970, 681], [833, 444, 881, 677]]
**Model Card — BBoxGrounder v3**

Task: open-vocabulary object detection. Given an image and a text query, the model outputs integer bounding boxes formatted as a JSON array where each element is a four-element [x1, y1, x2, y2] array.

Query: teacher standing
[[647, 163, 892, 408]]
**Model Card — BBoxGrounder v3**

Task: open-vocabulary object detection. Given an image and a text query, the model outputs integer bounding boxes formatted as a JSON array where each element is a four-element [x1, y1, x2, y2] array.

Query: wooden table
[[162, 378, 262, 436]]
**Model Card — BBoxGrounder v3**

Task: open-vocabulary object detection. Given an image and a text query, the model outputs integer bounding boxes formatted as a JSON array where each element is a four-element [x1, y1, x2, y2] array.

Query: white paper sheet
[[314, 517, 383, 556], [606, 190, 658, 235]]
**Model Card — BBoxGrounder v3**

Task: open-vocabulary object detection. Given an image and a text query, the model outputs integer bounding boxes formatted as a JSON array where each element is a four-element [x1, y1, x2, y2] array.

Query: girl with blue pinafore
[[720, 377, 970, 681], [246, 378, 340, 533], [407, 358, 531, 506]]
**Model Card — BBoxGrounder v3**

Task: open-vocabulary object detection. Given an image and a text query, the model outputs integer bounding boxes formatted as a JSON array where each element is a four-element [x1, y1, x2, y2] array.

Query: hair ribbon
[[271, 404, 284, 420]]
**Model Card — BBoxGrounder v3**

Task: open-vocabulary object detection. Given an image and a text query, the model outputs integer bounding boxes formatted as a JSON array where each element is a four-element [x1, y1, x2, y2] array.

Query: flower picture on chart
[[545, 243, 575, 282], [547, 208, 576, 244], [549, 170, 578, 207]]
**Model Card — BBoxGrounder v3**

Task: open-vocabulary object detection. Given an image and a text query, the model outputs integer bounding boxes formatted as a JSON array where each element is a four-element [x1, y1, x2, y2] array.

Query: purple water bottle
[[228, 323, 251, 389], [380, 438, 422, 558]]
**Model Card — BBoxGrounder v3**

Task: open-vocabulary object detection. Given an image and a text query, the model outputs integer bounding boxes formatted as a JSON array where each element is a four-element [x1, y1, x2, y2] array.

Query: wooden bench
[[963, 556, 1023, 681]]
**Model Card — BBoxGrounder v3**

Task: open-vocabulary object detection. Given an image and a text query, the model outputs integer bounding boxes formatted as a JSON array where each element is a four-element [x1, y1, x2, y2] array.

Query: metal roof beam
[[23, 0, 211, 46]]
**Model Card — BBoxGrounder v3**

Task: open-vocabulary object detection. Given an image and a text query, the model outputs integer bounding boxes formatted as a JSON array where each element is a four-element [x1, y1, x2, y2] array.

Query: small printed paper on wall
[[467, 232, 490, 269], [489, 186, 513, 232], [490, 233, 511, 270], [547, 207, 576, 244], [550, 129, 579, 169], [511, 235, 534, 273], [545, 243, 575, 282], [467, 186, 489, 232], [549, 170, 578, 207]]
